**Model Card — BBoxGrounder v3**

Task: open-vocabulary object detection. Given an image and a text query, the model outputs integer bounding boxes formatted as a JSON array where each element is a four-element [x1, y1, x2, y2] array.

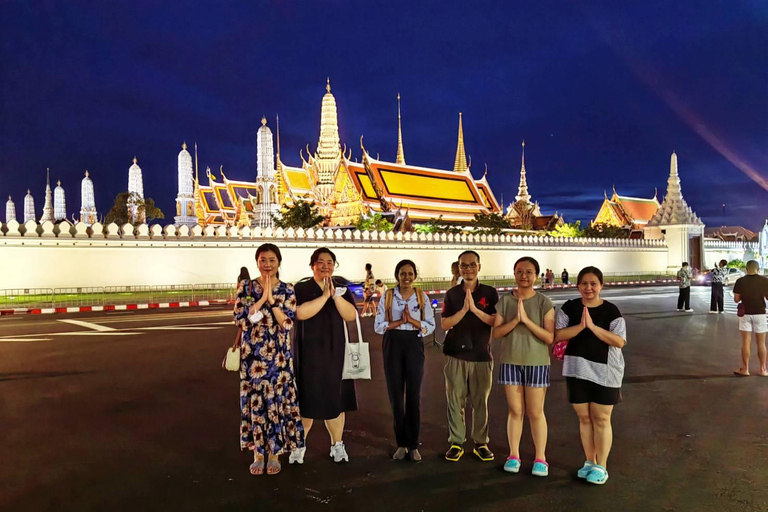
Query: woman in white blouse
[[374, 259, 436, 462]]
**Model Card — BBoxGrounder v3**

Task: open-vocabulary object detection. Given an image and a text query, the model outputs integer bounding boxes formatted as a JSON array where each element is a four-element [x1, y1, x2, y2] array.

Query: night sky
[[1, 1, 766, 229]]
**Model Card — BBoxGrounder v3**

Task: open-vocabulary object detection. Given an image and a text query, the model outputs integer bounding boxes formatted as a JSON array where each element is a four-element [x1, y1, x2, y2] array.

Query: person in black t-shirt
[[441, 250, 498, 462], [554, 266, 627, 486], [732, 260, 768, 377]]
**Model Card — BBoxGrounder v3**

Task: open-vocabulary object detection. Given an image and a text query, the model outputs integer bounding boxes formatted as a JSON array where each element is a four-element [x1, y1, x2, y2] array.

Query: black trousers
[[677, 286, 691, 310], [382, 329, 425, 450], [710, 283, 724, 312]]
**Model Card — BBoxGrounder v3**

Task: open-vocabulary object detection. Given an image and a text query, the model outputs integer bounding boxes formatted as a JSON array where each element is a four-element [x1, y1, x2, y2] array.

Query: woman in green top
[[492, 256, 555, 476]]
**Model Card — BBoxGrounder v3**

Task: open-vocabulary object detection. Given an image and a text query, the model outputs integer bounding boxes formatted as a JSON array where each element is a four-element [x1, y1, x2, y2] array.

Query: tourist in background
[[293, 248, 359, 463], [361, 263, 376, 317], [709, 259, 728, 314], [492, 256, 555, 476], [441, 250, 498, 462], [375, 279, 388, 301], [374, 259, 436, 462], [234, 243, 304, 475], [547, 269, 555, 288], [562, 268, 569, 286], [732, 260, 768, 377], [676, 262, 693, 312], [554, 266, 626, 485], [450, 260, 462, 288]]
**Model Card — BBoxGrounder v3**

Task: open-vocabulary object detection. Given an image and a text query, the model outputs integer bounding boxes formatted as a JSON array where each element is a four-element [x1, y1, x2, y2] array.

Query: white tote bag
[[341, 313, 371, 380]]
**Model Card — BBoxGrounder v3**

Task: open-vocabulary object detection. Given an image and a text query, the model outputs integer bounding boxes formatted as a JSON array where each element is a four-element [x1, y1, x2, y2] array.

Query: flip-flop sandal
[[266, 459, 282, 475], [249, 457, 265, 475]]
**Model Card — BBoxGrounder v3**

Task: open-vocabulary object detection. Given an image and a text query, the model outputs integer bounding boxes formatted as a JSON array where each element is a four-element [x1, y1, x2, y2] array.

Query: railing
[[0, 284, 237, 310]]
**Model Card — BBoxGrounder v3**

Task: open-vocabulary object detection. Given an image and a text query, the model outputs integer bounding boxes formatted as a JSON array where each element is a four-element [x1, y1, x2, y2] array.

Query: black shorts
[[566, 377, 622, 406]]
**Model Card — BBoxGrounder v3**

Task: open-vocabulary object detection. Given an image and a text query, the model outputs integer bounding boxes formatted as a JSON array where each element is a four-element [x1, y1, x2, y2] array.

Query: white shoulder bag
[[342, 313, 371, 380]]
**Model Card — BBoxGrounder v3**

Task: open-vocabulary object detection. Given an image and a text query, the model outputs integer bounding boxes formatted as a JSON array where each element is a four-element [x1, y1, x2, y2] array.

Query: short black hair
[[514, 256, 540, 275], [375, 279, 382, 285], [365, 263, 372, 271], [394, 259, 418, 280], [719, 259, 727, 267], [682, 262, 689, 267], [458, 250, 480, 263], [577, 266, 604, 285], [309, 247, 338, 267]]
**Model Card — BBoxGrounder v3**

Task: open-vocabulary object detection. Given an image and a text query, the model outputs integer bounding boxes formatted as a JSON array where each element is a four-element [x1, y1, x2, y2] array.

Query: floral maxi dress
[[234, 279, 305, 455]]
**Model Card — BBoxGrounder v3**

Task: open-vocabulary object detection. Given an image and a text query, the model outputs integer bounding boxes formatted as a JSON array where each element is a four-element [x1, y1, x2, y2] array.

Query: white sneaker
[[709, 311, 717, 314], [718, 311, 725, 314], [677, 309, 684, 312], [685, 309, 694, 313], [289, 446, 306, 465], [330, 442, 349, 462]]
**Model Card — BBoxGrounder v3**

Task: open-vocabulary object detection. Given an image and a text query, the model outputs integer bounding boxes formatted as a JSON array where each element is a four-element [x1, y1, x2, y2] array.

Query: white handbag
[[222, 328, 241, 372], [342, 313, 371, 380]]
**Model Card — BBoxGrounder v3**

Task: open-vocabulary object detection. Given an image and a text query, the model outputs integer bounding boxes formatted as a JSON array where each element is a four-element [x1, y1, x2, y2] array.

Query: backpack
[[385, 287, 425, 322]]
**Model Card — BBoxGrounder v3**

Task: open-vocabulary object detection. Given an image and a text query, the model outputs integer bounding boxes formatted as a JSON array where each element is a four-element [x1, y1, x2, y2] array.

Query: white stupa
[[23, 190, 35, 223], [5, 195, 16, 223], [54, 180, 66, 221], [128, 157, 145, 223], [40, 168, 55, 223], [80, 170, 97, 226], [174, 142, 197, 227], [252, 117, 279, 228]]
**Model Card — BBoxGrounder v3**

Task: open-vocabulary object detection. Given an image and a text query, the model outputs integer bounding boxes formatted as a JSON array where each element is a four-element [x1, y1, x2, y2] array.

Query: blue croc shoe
[[586, 464, 609, 485], [503, 456, 521, 473], [531, 459, 549, 477], [577, 461, 594, 479]]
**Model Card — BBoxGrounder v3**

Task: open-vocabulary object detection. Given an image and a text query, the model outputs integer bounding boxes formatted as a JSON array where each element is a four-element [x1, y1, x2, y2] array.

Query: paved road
[[1, 286, 766, 512]]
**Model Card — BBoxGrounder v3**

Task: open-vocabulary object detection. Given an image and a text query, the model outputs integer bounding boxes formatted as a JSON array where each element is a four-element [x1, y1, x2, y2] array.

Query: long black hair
[[237, 266, 251, 282], [577, 266, 604, 285]]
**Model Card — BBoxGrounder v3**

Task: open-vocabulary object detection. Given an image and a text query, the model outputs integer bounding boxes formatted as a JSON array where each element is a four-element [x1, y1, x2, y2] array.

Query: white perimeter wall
[[0, 222, 669, 288]]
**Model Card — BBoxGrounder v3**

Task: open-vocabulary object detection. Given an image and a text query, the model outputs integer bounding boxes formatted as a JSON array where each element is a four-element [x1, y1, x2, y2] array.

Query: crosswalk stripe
[[58, 319, 116, 332]]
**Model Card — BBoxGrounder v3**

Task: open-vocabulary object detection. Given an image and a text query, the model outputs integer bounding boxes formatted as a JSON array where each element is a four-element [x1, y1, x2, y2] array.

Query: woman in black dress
[[291, 247, 358, 464]]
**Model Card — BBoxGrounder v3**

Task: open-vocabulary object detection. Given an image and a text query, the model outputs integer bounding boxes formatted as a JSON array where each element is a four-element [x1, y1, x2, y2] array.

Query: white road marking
[[139, 326, 222, 331], [58, 319, 116, 332], [0, 337, 53, 343]]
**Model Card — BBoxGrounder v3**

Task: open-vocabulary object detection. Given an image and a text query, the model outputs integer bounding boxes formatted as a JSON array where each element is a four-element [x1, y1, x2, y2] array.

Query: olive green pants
[[444, 356, 493, 445]]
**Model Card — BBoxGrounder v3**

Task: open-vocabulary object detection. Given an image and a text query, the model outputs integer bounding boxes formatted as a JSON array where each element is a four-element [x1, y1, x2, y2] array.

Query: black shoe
[[445, 444, 464, 461], [473, 444, 494, 461]]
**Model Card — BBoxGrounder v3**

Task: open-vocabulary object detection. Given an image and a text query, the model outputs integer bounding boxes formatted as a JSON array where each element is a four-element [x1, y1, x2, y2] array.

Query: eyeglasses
[[459, 262, 478, 270]]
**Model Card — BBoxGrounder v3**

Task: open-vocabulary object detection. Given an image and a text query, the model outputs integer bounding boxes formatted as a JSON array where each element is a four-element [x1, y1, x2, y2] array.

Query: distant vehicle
[[297, 276, 365, 301], [695, 267, 745, 286]]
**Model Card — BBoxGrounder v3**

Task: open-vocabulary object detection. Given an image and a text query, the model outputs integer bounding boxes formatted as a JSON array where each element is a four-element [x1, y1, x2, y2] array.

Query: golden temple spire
[[396, 93, 406, 165], [326, 77, 331, 93], [515, 140, 531, 203], [194, 142, 199, 184], [275, 114, 286, 202], [453, 112, 468, 173]]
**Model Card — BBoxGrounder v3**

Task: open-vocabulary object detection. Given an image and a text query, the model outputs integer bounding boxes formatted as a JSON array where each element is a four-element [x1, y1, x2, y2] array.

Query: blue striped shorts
[[498, 364, 550, 388]]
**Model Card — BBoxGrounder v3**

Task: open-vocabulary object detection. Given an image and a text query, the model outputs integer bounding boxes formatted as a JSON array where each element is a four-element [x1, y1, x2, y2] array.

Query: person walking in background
[[492, 257, 555, 477], [375, 279, 388, 298], [554, 266, 626, 485], [293, 248, 359, 463], [676, 262, 693, 312], [441, 250, 498, 462], [374, 259, 436, 462], [709, 259, 728, 314], [732, 260, 768, 377], [361, 263, 376, 317], [234, 244, 304, 475], [547, 269, 555, 288], [562, 268, 569, 286], [450, 261, 462, 288]]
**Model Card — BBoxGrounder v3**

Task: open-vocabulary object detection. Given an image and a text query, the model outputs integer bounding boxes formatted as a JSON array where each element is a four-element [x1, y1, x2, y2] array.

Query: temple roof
[[611, 193, 659, 224], [705, 225, 758, 242]]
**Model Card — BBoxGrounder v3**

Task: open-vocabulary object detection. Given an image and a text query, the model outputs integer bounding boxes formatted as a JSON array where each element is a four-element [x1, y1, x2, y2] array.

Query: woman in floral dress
[[234, 243, 304, 475]]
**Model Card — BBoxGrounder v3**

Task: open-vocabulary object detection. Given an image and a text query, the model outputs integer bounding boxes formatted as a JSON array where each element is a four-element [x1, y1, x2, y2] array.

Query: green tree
[[582, 222, 630, 239], [414, 216, 462, 234], [548, 221, 584, 238], [727, 259, 746, 269], [472, 212, 511, 235], [105, 192, 165, 225], [272, 199, 325, 229], [355, 213, 393, 232]]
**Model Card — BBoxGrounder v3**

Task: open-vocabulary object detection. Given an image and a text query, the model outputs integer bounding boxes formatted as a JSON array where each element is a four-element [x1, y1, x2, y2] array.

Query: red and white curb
[[0, 280, 677, 316], [0, 299, 231, 316]]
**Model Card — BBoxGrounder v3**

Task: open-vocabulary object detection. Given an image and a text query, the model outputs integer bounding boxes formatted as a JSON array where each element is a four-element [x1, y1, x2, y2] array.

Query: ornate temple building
[[80, 170, 97, 226], [504, 142, 562, 230], [191, 80, 504, 227], [592, 188, 660, 233]]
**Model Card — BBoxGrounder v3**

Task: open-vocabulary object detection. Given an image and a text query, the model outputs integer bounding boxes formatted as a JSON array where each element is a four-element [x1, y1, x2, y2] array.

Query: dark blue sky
[[1, 1, 766, 228]]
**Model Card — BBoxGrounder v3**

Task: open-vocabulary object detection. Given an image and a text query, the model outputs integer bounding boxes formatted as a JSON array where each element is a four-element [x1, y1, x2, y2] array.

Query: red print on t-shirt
[[478, 297, 488, 308]]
